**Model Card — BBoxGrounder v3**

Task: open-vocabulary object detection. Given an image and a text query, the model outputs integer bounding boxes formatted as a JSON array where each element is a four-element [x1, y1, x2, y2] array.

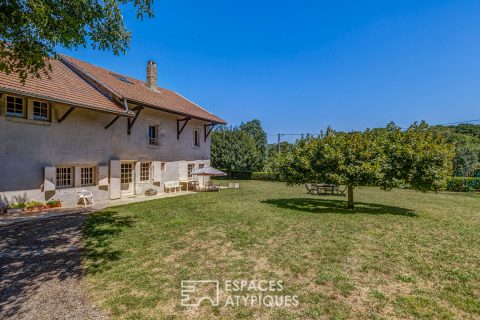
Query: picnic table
[[315, 183, 337, 195], [307, 183, 346, 196]]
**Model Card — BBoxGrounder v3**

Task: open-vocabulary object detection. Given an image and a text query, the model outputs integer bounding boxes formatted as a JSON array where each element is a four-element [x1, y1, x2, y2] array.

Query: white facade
[[0, 95, 213, 207]]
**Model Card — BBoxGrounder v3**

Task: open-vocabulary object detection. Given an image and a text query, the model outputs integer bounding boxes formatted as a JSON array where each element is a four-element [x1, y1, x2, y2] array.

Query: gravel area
[[0, 213, 107, 320]]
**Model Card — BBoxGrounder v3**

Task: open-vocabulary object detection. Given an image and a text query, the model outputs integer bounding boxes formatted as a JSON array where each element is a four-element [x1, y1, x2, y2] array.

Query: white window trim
[[187, 163, 196, 178], [56, 167, 73, 189], [148, 125, 159, 146], [140, 162, 152, 182], [80, 166, 95, 187]]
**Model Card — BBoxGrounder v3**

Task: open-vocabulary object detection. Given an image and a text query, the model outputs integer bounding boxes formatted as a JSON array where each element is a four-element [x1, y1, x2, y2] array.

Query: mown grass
[[83, 181, 480, 319]]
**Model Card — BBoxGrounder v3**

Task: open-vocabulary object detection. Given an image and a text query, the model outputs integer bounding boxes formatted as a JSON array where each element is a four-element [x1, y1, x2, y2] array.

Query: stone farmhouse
[[0, 55, 225, 206]]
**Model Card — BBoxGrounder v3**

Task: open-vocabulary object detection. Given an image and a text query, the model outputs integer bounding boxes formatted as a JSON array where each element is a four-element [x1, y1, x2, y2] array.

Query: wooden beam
[[204, 123, 216, 142], [105, 116, 120, 130], [127, 107, 143, 135], [58, 107, 75, 123], [177, 117, 191, 139]]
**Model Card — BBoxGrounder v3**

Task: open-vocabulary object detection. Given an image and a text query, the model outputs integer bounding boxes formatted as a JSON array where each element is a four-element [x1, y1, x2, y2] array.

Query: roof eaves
[[172, 91, 226, 124], [125, 97, 226, 124], [0, 86, 134, 117]]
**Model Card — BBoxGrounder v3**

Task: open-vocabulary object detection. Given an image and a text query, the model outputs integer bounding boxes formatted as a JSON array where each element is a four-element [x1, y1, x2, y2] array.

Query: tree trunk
[[347, 185, 354, 209]]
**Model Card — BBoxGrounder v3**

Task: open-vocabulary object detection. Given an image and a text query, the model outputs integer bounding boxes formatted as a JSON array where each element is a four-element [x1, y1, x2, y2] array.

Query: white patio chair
[[77, 189, 94, 207]]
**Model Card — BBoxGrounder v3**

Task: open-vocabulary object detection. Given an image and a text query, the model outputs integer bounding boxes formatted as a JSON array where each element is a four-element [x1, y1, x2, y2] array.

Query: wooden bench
[[164, 181, 181, 193]]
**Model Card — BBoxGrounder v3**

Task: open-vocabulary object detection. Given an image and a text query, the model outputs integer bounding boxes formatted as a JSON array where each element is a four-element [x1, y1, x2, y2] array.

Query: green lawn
[[83, 181, 480, 319]]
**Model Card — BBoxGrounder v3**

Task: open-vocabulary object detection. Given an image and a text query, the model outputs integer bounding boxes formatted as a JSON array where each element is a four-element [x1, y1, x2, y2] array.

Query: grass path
[[83, 181, 480, 319]]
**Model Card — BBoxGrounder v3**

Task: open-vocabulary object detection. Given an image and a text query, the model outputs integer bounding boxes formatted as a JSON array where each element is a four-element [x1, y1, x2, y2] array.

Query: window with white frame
[[161, 162, 166, 172], [193, 128, 200, 147], [80, 167, 95, 187], [188, 163, 195, 178], [121, 163, 133, 184], [56, 167, 72, 188], [6, 96, 25, 118], [33, 100, 49, 121], [140, 162, 151, 182], [199, 163, 205, 169], [148, 126, 158, 145]]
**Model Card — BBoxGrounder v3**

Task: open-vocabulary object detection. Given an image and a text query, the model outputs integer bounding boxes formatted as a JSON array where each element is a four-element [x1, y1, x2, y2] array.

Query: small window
[[149, 126, 158, 145], [161, 162, 166, 171], [140, 162, 151, 182], [80, 167, 95, 187], [199, 164, 205, 169], [188, 163, 195, 178], [56, 167, 72, 188], [110, 72, 134, 84], [193, 128, 200, 147], [6, 96, 25, 118], [33, 101, 49, 121]]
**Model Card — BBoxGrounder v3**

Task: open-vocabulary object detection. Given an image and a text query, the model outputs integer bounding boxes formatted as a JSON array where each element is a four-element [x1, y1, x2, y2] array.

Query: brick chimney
[[146, 60, 157, 92]]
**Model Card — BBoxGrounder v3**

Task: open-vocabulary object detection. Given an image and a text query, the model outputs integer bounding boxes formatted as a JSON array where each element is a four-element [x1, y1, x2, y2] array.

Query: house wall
[[0, 94, 214, 207]]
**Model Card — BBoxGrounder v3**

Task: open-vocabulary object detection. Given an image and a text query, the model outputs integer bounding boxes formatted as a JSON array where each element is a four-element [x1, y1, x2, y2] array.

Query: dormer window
[[6, 96, 25, 118], [33, 101, 49, 121]]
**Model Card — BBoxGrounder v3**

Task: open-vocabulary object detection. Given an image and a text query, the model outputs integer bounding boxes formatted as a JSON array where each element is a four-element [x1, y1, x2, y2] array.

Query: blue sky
[[59, 0, 480, 142]]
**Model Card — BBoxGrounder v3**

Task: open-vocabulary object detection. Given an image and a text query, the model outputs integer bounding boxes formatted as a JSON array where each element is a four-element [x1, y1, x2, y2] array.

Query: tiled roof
[[0, 60, 129, 115], [60, 55, 226, 124]]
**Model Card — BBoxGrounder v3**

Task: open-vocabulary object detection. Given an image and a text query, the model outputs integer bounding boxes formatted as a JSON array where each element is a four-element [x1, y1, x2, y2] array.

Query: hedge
[[213, 171, 281, 181], [445, 177, 480, 192]]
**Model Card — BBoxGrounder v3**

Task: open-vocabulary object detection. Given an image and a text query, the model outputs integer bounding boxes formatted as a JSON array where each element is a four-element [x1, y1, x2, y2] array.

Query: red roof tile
[[0, 60, 129, 115], [60, 55, 226, 124]]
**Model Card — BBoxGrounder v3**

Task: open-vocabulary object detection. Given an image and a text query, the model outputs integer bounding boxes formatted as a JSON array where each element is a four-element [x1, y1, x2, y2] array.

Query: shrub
[[7, 202, 27, 209], [251, 172, 279, 181], [26, 201, 44, 209], [46, 199, 62, 207], [445, 177, 480, 192]]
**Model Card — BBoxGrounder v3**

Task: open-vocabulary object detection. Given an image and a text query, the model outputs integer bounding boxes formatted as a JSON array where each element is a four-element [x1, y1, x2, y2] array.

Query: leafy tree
[[278, 122, 454, 209], [211, 125, 258, 174], [0, 0, 153, 82], [431, 124, 480, 177], [239, 119, 268, 171], [454, 145, 479, 177]]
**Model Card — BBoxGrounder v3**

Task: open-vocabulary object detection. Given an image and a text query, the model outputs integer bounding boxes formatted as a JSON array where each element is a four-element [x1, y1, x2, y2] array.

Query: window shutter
[[178, 162, 188, 180], [109, 160, 121, 199], [74, 167, 81, 187], [152, 161, 162, 183], [98, 165, 109, 186], [134, 162, 141, 184], [44, 166, 56, 191]]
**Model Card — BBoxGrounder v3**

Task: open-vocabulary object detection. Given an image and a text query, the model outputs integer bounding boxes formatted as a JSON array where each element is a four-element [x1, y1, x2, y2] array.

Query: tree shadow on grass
[[83, 210, 136, 275], [262, 198, 417, 217]]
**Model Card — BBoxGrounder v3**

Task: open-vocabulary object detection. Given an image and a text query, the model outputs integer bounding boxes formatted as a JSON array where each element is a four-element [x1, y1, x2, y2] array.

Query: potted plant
[[46, 199, 62, 208], [6, 202, 27, 214], [26, 201, 46, 213]]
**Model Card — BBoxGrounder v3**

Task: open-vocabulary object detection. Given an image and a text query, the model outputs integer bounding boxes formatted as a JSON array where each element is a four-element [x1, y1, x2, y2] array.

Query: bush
[[7, 202, 26, 209], [213, 171, 281, 181], [251, 172, 279, 181], [26, 201, 44, 209], [445, 177, 480, 192]]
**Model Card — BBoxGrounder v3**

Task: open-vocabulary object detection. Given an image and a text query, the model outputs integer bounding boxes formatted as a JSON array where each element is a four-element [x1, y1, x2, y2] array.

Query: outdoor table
[[315, 184, 337, 195], [179, 180, 196, 191]]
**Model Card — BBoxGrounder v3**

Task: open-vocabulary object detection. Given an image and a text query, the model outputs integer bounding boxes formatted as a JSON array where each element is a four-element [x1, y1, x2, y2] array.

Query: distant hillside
[[432, 124, 480, 176]]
